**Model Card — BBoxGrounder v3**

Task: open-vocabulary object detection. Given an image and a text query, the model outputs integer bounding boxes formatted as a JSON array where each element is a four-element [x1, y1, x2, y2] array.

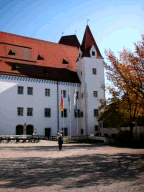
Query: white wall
[[77, 56, 105, 135], [0, 75, 81, 136]]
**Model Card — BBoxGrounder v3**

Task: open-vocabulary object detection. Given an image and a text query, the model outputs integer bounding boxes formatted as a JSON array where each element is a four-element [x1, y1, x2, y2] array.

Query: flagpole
[[76, 83, 78, 142], [69, 86, 71, 141], [63, 91, 64, 137]]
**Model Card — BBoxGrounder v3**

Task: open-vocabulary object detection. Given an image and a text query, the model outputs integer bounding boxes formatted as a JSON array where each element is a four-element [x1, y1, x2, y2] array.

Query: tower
[[76, 25, 105, 135]]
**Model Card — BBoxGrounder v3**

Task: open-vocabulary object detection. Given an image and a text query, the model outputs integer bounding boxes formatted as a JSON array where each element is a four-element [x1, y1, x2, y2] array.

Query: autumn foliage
[[99, 35, 144, 139]]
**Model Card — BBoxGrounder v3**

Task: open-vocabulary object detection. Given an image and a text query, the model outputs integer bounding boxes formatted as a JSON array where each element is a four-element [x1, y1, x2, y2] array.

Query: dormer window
[[62, 59, 69, 64], [37, 55, 44, 60], [12, 64, 20, 72], [8, 50, 15, 56], [92, 51, 95, 56]]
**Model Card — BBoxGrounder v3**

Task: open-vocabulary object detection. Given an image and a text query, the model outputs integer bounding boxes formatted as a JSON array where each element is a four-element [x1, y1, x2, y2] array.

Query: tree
[[99, 35, 144, 140], [105, 35, 144, 101]]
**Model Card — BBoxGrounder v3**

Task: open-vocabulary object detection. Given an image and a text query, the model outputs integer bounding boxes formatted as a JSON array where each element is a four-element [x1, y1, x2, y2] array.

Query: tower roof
[[81, 25, 103, 58], [59, 35, 80, 49]]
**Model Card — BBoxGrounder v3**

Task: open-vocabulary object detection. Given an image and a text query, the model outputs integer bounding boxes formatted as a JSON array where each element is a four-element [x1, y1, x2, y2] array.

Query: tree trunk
[[129, 122, 134, 141]]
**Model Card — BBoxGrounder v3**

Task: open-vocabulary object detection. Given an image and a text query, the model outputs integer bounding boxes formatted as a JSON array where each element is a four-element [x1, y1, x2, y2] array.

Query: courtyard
[[0, 140, 144, 192]]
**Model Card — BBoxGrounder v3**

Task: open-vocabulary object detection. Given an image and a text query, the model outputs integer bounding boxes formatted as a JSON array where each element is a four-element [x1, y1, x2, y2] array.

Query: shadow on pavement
[[0, 152, 144, 190], [0, 143, 106, 152]]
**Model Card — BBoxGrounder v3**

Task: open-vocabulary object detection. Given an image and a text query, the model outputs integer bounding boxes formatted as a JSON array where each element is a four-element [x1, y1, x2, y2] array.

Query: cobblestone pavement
[[0, 140, 144, 192]]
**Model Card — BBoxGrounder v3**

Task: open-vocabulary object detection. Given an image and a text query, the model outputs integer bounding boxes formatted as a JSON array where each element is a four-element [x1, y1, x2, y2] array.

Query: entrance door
[[26, 125, 33, 135], [45, 128, 51, 139], [16, 125, 23, 135]]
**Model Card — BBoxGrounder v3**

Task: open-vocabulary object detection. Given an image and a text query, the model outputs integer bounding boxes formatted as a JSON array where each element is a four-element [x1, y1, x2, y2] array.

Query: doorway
[[26, 125, 34, 135], [16, 125, 23, 135], [45, 128, 51, 139]]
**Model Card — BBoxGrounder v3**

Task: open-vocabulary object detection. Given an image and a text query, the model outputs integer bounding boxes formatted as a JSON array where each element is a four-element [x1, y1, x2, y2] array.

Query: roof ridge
[[0, 31, 78, 50]]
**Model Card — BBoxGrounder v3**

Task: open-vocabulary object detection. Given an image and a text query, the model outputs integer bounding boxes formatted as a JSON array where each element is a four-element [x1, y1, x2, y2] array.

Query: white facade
[[77, 56, 105, 135], [0, 53, 105, 137], [0, 75, 81, 136]]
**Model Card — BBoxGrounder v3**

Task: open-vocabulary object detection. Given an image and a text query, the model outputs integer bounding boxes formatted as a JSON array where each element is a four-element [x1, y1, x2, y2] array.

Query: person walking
[[58, 134, 63, 150]]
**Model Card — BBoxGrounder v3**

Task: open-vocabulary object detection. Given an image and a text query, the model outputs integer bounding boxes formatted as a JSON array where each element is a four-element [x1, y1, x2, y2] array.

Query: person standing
[[58, 134, 63, 150]]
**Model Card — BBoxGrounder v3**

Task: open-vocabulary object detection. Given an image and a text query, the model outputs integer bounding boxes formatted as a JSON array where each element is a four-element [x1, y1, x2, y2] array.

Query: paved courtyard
[[0, 140, 144, 192]]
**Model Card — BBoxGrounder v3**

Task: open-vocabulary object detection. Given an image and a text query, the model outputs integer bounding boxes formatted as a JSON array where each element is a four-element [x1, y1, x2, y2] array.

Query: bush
[[113, 130, 144, 148]]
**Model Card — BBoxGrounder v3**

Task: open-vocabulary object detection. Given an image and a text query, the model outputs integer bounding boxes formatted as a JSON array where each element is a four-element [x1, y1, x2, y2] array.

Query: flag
[[60, 90, 64, 111], [74, 85, 77, 112], [68, 86, 71, 111]]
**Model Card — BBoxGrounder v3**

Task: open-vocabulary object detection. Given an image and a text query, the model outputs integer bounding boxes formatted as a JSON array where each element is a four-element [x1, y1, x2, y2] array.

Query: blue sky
[[0, 0, 144, 97], [1, 0, 143, 59]]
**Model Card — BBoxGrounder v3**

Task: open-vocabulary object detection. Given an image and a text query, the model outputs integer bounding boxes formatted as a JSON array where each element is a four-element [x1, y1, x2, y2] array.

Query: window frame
[[27, 108, 33, 116], [63, 90, 66, 98], [92, 68, 97, 75], [18, 86, 24, 95], [93, 91, 98, 97], [92, 51, 95, 56], [27, 87, 33, 95], [45, 89, 50, 97], [61, 108, 67, 118], [17, 107, 23, 116], [45, 108, 51, 117], [94, 109, 99, 117]]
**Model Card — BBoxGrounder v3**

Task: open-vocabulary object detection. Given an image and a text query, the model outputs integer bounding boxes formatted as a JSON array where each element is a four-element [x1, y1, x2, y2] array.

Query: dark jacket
[[58, 136, 63, 144]]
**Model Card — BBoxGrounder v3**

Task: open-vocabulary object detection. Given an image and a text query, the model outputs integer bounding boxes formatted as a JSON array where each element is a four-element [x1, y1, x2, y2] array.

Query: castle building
[[0, 25, 105, 137]]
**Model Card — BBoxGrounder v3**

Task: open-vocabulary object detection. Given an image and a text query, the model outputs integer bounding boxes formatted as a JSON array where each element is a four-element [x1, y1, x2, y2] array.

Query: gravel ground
[[0, 140, 144, 192]]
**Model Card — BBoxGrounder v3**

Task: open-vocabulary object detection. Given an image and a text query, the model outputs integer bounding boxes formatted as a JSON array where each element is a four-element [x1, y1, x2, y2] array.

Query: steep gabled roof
[[81, 25, 103, 58], [0, 31, 80, 83], [59, 35, 80, 49]]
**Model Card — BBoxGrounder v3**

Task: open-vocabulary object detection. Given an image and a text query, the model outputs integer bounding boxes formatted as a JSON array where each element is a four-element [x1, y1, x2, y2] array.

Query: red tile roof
[[0, 31, 80, 83], [59, 35, 80, 49], [81, 25, 103, 58]]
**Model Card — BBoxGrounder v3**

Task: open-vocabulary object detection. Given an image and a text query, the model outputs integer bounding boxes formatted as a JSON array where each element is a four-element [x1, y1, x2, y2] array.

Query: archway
[[26, 125, 34, 135], [16, 125, 23, 135]]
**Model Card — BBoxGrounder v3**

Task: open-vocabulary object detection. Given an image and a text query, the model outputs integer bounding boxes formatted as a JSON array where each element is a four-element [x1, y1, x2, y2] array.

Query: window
[[81, 111, 83, 117], [37, 54, 44, 60], [27, 108, 33, 116], [81, 71, 82, 76], [81, 129, 84, 134], [45, 89, 50, 96], [61, 109, 67, 117], [81, 93, 83, 99], [27, 87, 33, 95], [61, 127, 68, 136], [76, 91, 79, 99], [93, 91, 98, 97], [62, 59, 69, 64], [17, 107, 23, 116], [92, 68, 97, 75], [92, 51, 95, 56], [8, 50, 15, 56], [45, 128, 51, 138], [74, 110, 77, 118], [95, 125, 98, 131], [94, 109, 99, 117], [74, 109, 81, 118], [18, 86, 23, 94], [12, 65, 20, 71], [45, 108, 51, 117], [63, 90, 66, 98]]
